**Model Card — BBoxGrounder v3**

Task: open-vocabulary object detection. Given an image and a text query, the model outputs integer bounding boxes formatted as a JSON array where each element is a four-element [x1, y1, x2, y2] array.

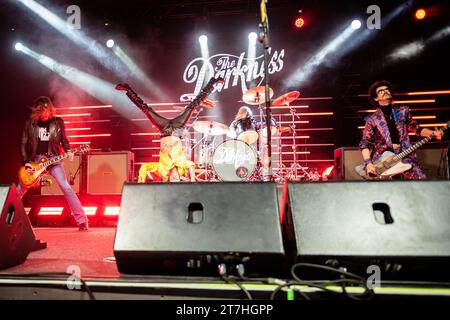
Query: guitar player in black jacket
[[19, 96, 88, 231]]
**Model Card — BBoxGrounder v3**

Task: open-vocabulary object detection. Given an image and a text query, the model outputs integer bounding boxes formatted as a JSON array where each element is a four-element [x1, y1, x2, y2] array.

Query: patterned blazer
[[359, 106, 422, 163]]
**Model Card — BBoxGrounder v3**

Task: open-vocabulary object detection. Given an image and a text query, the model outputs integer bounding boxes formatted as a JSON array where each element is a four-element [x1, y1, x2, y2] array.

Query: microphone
[[115, 83, 131, 91]]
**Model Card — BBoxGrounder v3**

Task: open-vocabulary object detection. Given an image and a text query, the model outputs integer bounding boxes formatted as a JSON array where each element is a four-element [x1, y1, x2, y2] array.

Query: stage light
[[83, 207, 98, 216], [322, 165, 334, 180], [106, 39, 114, 48], [351, 19, 361, 30], [415, 9, 426, 20], [294, 17, 305, 28], [38, 207, 64, 216], [248, 32, 257, 41], [199, 35, 208, 44], [15, 42, 22, 51], [104, 206, 120, 216]]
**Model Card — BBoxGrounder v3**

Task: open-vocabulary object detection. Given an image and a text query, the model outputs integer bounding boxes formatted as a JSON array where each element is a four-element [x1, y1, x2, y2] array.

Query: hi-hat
[[193, 121, 229, 136], [242, 86, 274, 105], [272, 91, 300, 106]]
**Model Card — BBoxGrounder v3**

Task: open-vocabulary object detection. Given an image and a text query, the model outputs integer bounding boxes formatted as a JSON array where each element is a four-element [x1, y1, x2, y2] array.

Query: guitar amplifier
[[41, 154, 81, 195], [334, 147, 364, 180], [87, 151, 134, 195]]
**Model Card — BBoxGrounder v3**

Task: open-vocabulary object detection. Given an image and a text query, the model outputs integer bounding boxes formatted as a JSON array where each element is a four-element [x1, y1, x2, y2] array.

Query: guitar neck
[[39, 147, 83, 169], [392, 128, 444, 162]]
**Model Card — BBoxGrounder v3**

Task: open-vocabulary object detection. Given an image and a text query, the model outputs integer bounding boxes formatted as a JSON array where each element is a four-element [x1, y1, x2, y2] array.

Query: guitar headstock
[[75, 144, 90, 154], [115, 83, 132, 91]]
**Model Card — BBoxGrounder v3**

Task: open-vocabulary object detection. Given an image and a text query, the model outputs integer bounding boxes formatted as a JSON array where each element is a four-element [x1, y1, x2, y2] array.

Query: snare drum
[[212, 139, 257, 181]]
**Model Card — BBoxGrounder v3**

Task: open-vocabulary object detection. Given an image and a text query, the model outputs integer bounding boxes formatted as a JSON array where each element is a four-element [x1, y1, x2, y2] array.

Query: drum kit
[[177, 86, 320, 182]]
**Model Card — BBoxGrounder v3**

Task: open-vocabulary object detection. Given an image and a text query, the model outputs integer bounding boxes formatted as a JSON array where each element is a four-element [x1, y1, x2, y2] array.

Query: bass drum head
[[212, 139, 257, 181]]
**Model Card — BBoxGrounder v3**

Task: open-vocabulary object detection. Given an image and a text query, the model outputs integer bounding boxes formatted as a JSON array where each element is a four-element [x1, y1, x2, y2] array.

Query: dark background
[[1, 0, 449, 183]]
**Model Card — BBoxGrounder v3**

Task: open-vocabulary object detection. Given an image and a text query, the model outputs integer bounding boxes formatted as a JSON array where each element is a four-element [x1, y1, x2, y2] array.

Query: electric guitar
[[355, 122, 449, 179], [18, 144, 90, 187]]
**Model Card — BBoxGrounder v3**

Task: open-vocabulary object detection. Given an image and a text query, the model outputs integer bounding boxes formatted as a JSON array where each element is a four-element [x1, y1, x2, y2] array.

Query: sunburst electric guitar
[[18, 144, 90, 187], [355, 122, 449, 179]]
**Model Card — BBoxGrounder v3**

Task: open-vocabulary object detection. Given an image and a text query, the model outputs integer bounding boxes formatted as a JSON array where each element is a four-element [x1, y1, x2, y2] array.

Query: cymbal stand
[[273, 115, 287, 183], [286, 104, 307, 181], [257, 100, 270, 181]]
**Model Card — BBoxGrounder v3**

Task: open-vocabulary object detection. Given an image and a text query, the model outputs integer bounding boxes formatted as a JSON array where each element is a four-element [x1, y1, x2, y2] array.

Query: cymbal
[[242, 86, 274, 105], [192, 121, 229, 136], [272, 91, 300, 106]]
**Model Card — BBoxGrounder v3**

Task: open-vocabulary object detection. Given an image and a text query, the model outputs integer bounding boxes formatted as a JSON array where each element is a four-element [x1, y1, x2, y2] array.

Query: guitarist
[[116, 83, 216, 182], [359, 80, 444, 179], [19, 96, 88, 231]]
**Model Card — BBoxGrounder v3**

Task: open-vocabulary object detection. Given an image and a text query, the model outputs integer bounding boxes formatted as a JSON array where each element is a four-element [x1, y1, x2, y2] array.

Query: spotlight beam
[[111, 45, 169, 100], [388, 25, 450, 61], [16, 0, 130, 77], [18, 44, 152, 129], [285, 23, 356, 86], [283, 2, 411, 88], [17, 0, 168, 99]]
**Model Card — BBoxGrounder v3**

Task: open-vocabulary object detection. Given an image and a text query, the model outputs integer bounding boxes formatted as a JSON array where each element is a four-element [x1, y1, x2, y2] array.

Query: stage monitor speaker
[[114, 182, 285, 276], [284, 181, 450, 281], [87, 151, 134, 195], [0, 184, 36, 270], [334, 147, 449, 180], [41, 154, 81, 195]]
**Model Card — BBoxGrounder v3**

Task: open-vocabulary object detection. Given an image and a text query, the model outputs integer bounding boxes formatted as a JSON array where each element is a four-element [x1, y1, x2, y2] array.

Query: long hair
[[235, 106, 253, 121], [368, 80, 394, 107], [30, 96, 56, 123]]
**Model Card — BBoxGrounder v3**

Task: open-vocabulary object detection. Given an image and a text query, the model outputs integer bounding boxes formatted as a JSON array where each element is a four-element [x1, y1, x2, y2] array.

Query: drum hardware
[[192, 120, 229, 181], [268, 91, 315, 181]]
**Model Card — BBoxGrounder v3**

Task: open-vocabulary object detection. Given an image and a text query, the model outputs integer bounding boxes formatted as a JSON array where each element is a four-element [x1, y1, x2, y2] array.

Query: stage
[[1, 226, 450, 301]]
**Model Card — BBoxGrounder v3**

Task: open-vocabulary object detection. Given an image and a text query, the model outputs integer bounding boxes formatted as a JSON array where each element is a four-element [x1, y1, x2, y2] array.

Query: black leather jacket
[[21, 116, 70, 163]]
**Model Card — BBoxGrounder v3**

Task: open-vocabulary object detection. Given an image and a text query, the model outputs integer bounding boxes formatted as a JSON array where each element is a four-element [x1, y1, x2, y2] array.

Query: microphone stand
[[258, 0, 272, 181]]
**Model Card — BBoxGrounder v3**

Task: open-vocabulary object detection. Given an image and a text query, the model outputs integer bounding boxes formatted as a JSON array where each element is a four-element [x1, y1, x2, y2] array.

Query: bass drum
[[212, 139, 257, 181]]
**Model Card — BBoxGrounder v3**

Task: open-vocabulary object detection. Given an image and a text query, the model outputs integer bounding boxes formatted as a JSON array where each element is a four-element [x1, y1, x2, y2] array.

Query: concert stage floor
[[1, 227, 450, 301]]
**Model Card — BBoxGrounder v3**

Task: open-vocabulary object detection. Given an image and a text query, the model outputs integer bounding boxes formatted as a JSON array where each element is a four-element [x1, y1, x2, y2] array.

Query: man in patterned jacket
[[359, 80, 443, 179]]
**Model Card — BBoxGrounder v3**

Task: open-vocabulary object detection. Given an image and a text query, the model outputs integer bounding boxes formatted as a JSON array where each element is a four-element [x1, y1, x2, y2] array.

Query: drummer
[[228, 106, 259, 144]]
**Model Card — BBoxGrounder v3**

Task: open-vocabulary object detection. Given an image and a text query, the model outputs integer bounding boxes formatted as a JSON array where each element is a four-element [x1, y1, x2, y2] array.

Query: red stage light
[[294, 17, 305, 28], [38, 207, 64, 216], [322, 166, 334, 180], [104, 206, 120, 216], [83, 207, 98, 216], [415, 9, 426, 20]]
